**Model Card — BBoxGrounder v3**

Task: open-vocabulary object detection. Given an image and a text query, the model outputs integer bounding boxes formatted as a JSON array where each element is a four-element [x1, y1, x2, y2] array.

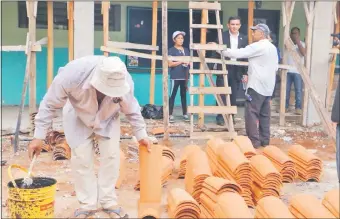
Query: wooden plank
[[190, 131, 237, 140], [189, 69, 226, 74], [190, 24, 223, 29], [286, 38, 336, 144], [188, 106, 237, 114], [1, 45, 41, 52], [47, 1, 53, 88], [150, 0, 158, 104], [248, 0, 254, 44], [188, 1, 221, 10], [102, 2, 110, 57], [199, 3, 208, 128], [100, 46, 293, 70], [107, 41, 159, 51], [67, 1, 74, 61], [190, 43, 226, 51], [28, 1, 37, 129], [189, 87, 231, 95], [162, 0, 169, 141]]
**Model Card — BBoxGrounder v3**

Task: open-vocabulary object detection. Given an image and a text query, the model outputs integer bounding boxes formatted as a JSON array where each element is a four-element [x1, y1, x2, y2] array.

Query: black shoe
[[261, 141, 270, 147]]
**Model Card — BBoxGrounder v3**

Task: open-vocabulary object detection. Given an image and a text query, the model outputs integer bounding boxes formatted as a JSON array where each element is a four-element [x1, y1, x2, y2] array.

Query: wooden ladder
[[188, 1, 237, 140]]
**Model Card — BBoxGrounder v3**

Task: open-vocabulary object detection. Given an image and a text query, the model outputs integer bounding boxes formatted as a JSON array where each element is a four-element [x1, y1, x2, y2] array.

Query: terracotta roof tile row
[[53, 142, 71, 160], [199, 177, 242, 218], [250, 155, 283, 204], [233, 136, 257, 159], [206, 138, 225, 175], [215, 142, 254, 207], [167, 188, 201, 219], [214, 192, 253, 218], [184, 150, 212, 204], [255, 196, 295, 218], [262, 145, 298, 183], [322, 189, 339, 218], [179, 145, 201, 178], [289, 194, 336, 218], [288, 144, 323, 182]]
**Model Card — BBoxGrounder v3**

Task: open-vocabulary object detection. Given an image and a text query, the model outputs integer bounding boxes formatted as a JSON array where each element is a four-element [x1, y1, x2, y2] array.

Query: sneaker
[[295, 108, 302, 115], [183, 115, 190, 122], [169, 115, 175, 123]]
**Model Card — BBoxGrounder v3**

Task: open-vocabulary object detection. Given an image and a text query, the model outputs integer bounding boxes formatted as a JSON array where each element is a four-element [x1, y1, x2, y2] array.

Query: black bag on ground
[[141, 104, 162, 119]]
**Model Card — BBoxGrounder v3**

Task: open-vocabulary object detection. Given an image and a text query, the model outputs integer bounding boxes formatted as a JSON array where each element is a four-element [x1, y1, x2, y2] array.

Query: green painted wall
[[1, 1, 307, 106]]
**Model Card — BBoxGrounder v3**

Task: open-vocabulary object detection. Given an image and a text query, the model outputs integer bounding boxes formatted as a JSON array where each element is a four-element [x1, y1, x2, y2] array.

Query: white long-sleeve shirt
[[34, 55, 148, 148], [222, 39, 278, 96]]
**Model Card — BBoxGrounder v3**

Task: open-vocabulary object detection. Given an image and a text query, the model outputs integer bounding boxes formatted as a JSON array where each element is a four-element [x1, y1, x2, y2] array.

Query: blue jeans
[[337, 124, 340, 182], [286, 72, 303, 109]]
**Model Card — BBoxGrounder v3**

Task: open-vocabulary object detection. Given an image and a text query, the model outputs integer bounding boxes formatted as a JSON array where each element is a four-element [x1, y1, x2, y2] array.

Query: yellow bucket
[[7, 164, 57, 218]]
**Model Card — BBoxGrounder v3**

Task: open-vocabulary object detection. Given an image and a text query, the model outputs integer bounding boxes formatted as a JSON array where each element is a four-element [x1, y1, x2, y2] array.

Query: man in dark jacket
[[331, 78, 340, 183], [212, 16, 248, 126]]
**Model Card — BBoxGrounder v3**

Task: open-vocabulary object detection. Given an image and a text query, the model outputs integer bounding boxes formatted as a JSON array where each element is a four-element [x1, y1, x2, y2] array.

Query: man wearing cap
[[214, 23, 278, 147], [28, 56, 150, 218]]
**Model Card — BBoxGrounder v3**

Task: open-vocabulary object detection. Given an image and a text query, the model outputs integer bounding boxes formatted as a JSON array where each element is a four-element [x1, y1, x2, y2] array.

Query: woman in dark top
[[168, 31, 190, 123]]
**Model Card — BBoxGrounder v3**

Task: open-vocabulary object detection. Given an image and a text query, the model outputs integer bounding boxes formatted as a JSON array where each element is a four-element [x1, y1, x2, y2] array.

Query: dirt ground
[[1, 107, 339, 218]]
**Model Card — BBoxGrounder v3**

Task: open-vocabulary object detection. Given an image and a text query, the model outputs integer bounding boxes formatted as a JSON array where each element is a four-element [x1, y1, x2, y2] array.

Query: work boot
[[169, 115, 175, 123], [183, 115, 190, 122], [295, 108, 302, 115]]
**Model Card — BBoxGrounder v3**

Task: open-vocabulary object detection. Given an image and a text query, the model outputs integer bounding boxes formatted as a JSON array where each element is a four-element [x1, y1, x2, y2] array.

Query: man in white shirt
[[221, 23, 278, 148], [286, 27, 306, 115]]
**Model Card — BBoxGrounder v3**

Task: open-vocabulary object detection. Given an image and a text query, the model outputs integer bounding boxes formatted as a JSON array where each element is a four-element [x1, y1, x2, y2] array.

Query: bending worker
[[211, 23, 278, 147], [28, 56, 150, 218]]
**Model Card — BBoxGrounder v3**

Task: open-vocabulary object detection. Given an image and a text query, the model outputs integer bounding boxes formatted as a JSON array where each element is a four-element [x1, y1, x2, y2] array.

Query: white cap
[[172, 31, 186, 40], [90, 56, 130, 97]]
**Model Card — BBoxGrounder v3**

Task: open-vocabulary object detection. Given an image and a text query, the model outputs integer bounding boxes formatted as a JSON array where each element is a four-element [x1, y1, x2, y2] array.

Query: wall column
[[74, 2, 94, 59], [305, 2, 334, 126]]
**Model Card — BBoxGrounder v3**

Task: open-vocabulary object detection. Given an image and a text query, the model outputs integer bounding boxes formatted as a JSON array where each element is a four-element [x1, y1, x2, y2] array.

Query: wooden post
[[27, 1, 37, 130], [248, 0, 254, 44], [162, 0, 169, 140], [198, 0, 208, 127], [301, 1, 316, 126], [47, 1, 54, 88], [279, 1, 295, 126], [67, 1, 74, 61], [149, 0, 158, 104], [102, 2, 110, 57]]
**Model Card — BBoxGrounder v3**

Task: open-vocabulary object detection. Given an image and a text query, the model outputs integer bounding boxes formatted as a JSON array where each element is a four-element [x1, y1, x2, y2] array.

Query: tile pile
[[167, 188, 201, 219], [233, 135, 257, 159], [322, 189, 339, 218], [289, 194, 336, 218], [41, 141, 52, 152], [178, 145, 201, 178], [288, 144, 323, 182], [213, 192, 253, 218], [45, 130, 72, 160], [250, 155, 283, 204], [262, 145, 298, 183], [215, 142, 254, 207], [185, 149, 212, 204], [199, 176, 242, 218], [30, 112, 37, 133], [206, 138, 225, 175], [255, 196, 295, 218], [53, 141, 72, 160], [135, 146, 175, 190], [115, 150, 126, 189]]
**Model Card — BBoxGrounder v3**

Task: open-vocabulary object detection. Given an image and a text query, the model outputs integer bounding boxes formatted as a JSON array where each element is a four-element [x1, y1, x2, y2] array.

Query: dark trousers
[[216, 66, 239, 122], [169, 80, 187, 115], [286, 72, 303, 109], [245, 88, 271, 147]]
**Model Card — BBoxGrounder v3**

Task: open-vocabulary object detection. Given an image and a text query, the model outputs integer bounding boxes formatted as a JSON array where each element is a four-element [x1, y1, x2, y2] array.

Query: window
[[94, 3, 121, 31], [18, 2, 121, 31]]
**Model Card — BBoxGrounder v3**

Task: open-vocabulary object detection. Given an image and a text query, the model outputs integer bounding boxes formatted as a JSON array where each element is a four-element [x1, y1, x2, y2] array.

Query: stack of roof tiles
[[255, 196, 295, 218], [250, 155, 283, 204], [215, 142, 254, 207], [233, 136, 257, 159], [288, 144, 323, 182], [167, 188, 201, 219], [178, 145, 201, 179], [185, 149, 212, 204], [322, 189, 339, 218], [135, 146, 175, 190], [262, 145, 298, 183], [213, 192, 253, 218], [199, 176, 242, 218], [205, 138, 225, 175], [289, 194, 336, 218]]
